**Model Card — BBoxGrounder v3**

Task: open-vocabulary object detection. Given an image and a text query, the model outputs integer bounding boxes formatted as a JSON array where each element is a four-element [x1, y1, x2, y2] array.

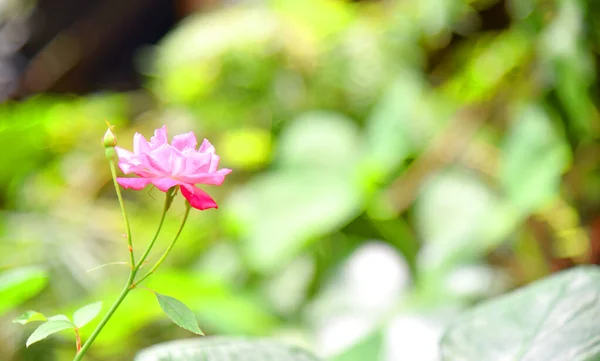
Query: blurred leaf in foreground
[[0, 267, 48, 316], [135, 337, 320, 361], [441, 266, 600, 361]]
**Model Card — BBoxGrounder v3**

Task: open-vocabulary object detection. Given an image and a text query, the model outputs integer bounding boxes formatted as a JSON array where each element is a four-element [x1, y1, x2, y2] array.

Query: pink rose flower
[[115, 125, 231, 210]]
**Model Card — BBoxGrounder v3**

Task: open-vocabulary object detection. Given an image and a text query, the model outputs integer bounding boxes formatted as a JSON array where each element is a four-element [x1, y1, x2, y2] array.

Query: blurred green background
[[1, 0, 600, 360]]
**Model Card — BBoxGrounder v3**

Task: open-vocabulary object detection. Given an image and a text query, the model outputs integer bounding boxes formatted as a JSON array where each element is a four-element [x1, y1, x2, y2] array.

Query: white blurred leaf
[[365, 74, 422, 177], [441, 266, 600, 361], [229, 170, 361, 272], [277, 111, 362, 171], [0, 267, 48, 316], [416, 170, 498, 272], [135, 337, 320, 361], [228, 112, 363, 272], [500, 105, 570, 213]]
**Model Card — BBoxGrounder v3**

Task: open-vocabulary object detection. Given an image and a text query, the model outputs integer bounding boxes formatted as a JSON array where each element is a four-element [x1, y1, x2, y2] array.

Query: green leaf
[[26, 320, 74, 347], [365, 74, 422, 178], [500, 105, 570, 214], [13, 311, 46, 325], [276, 112, 362, 171], [0, 267, 48, 316], [155, 293, 204, 335], [229, 170, 362, 273], [47, 314, 70, 322], [73, 301, 103, 328], [415, 170, 498, 273], [441, 266, 600, 361], [227, 113, 363, 273], [134, 337, 321, 361]]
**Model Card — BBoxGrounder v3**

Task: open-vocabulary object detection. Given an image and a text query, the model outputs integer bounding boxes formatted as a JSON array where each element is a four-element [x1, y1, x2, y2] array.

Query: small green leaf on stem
[[47, 314, 71, 322], [26, 320, 74, 347], [13, 311, 46, 325], [73, 302, 103, 328], [155, 293, 204, 335]]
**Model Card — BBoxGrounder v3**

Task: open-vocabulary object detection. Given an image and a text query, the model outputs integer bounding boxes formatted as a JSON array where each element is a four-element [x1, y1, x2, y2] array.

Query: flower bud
[[103, 126, 117, 148]]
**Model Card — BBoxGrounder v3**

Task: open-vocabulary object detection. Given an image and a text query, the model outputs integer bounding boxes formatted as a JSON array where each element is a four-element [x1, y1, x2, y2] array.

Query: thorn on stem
[[128, 245, 133, 253]]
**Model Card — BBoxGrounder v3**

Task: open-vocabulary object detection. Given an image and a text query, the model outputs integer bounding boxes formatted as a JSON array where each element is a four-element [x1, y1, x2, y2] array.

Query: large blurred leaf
[[228, 112, 363, 272], [415, 170, 498, 273], [135, 337, 320, 361], [277, 112, 362, 170], [441, 266, 600, 361], [500, 105, 570, 213], [0, 267, 48, 316], [230, 170, 361, 272], [364, 73, 422, 179]]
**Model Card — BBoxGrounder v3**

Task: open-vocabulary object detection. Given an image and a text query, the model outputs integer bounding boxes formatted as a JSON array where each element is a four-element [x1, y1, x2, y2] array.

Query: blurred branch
[[387, 104, 489, 214]]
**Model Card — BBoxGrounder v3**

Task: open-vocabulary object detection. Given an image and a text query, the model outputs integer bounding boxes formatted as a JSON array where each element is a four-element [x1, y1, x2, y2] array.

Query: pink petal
[[208, 155, 220, 173], [171, 132, 198, 151], [117, 177, 152, 190], [151, 178, 180, 192], [150, 125, 168, 147], [198, 139, 215, 154], [119, 160, 158, 178], [133, 133, 151, 155], [171, 154, 186, 176], [117, 161, 136, 174], [115, 147, 137, 173], [115, 146, 135, 160], [183, 152, 212, 174], [180, 184, 218, 210], [181, 168, 232, 186], [143, 144, 174, 174]]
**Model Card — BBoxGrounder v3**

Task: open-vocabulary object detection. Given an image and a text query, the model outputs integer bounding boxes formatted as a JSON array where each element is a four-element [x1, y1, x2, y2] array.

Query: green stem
[[108, 158, 135, 267], [134, 191, 172, 270], [73, 192, 172, 361], [135, 202, 191, 285], [73, 270, 136, 361]]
